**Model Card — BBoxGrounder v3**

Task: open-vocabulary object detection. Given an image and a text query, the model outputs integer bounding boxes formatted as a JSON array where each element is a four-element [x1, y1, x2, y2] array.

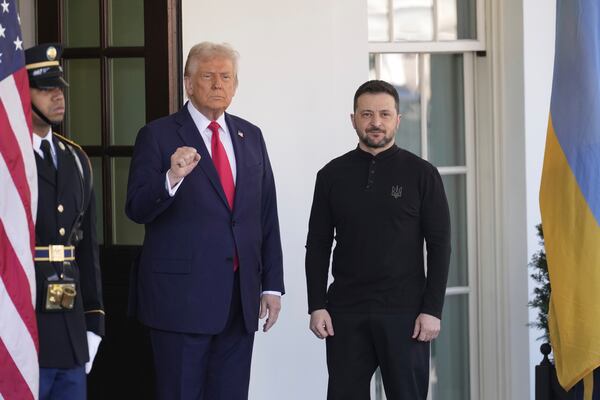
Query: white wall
[[182, 1, 367, 398], [523, 1, 556, 399]]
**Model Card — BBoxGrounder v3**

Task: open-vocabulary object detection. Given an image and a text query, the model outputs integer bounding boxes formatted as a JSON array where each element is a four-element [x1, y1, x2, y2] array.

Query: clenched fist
[[168, 146, 201, 187]]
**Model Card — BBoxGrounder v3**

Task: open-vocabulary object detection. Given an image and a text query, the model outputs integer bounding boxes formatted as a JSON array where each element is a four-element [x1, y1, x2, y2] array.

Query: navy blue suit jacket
[[126, 105, 284, 334]]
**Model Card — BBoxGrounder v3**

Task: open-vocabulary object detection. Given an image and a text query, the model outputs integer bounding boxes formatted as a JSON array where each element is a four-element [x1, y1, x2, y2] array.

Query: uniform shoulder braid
[[52, 132, 93, 178], [52, 132, 94, 217], [53, 132, 82, 151]]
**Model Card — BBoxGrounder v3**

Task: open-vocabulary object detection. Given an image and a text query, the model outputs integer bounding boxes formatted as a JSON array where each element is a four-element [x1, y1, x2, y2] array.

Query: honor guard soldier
[[25, 43, 105, 400]]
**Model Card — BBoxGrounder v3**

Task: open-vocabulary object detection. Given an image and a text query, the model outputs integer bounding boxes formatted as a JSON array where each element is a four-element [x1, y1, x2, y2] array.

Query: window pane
[[368, 0, 389, 42], [431, 294, 470, 399], [369, 54, 377, 79], [112, 158, 144, 245], [110, 58, 146, 145], [108, 0, 144, 46], [438, 0, 477, 40], [428, 54, 465, 166], [64, 59, 101, 146], [393, 0, 433, 41], [375, 53, 421, 155], [64, 0, 99, 47], [437, 0, 458, 40], [91, 157, 104, 245], [441, 174, 467, 287]]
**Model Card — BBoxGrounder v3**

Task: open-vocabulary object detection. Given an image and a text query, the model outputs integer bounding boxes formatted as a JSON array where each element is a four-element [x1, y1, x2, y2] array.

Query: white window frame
[[369, 0, 486, 53]]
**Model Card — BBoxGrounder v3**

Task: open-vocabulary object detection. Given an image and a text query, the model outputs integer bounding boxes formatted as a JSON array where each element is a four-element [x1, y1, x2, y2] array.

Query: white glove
[[85, 331, 102, 374]]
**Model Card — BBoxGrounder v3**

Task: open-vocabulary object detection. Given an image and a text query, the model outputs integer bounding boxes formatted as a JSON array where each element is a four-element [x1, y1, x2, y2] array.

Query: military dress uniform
[[26, 43, 105, 399], [34, 132, 104, 368]]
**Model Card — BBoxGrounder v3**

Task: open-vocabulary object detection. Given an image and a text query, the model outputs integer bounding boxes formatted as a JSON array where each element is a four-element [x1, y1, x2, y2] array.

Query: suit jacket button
[[59, 227, 66, 236], [231, 220, 236, 227]]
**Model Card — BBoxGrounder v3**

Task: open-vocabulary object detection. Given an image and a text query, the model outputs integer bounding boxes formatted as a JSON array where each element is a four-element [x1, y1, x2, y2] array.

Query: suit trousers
[[326, 310, 430, 400], [149, 272, 255, 400]]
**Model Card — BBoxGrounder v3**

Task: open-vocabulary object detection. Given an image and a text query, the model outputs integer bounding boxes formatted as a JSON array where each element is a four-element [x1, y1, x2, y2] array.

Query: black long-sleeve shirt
[[305, 145, 451, 318]]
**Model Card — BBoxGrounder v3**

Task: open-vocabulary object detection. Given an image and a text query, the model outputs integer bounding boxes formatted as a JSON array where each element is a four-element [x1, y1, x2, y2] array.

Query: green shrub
[[528, 223, 550, 343]]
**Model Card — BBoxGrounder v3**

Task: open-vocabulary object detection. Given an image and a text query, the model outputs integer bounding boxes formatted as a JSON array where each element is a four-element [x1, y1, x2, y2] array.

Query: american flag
[[0, 0, 40, 399]]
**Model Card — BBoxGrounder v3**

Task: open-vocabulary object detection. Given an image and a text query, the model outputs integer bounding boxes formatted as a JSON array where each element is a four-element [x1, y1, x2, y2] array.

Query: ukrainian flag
[[539, 0, 600, 397]]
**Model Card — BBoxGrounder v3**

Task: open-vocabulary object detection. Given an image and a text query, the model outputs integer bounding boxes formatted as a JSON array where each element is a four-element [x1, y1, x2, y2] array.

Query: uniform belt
[[34, 245, 75, 262]]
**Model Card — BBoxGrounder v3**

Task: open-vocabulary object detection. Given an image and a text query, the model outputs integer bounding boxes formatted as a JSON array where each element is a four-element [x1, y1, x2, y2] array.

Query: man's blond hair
[[184, 42, 239, 79]]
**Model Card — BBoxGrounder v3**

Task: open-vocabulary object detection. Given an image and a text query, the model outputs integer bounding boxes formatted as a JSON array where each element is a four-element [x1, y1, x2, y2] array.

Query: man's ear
[[183, 76, 192, 96], [350, 113, 356, 129]]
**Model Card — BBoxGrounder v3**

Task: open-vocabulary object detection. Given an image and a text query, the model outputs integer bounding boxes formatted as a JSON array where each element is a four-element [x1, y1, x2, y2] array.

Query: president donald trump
[[126, 42, 284, 400]]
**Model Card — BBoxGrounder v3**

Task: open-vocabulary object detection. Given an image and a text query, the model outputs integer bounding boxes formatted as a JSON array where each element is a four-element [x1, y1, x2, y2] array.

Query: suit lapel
[[175, 105, 230, 209], [225, 113, 245, 213]]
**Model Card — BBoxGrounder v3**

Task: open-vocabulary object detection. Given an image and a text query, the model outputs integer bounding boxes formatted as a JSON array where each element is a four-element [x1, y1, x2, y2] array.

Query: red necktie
[[208, 121, 238, 271], [209, 121, 235, 208]]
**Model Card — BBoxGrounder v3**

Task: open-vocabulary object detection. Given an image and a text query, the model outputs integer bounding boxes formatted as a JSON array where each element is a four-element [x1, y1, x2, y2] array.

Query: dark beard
[[359, 130, 393, 149]]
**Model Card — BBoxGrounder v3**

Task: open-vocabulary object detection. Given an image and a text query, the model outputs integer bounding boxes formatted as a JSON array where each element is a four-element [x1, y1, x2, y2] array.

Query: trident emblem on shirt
[[391, 185, 403, 199]]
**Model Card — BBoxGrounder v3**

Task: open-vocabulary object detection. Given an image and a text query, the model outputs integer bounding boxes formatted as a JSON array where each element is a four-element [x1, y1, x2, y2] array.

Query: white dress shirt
[[33, 130, 57, 168]]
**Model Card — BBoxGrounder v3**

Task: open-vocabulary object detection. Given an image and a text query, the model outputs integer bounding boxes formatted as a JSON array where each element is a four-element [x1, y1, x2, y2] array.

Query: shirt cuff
[[165, 171, 183, 197], [262, 291, 281, 296]]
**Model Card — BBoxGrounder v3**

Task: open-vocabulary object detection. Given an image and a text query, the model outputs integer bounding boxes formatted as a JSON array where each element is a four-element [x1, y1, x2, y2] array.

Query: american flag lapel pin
[[238, 131, 244, 138]]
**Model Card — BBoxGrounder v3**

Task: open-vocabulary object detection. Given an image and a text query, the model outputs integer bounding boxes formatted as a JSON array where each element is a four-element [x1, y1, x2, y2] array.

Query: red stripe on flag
[[14, 68, 36, 257], [0, 99, 33, 215], [13, 69, 33, 135], [0, 69, 35, 250], [0, 221, 38, 348], [0, 339, 35, 400]]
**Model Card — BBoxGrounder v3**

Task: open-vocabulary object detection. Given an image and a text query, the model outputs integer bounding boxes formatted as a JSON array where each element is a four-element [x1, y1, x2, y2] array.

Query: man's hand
[[259, 294, 281, 332], [168, 146, 201, 187], [309, 309, 334, 339], [412, 313, 441, 342]]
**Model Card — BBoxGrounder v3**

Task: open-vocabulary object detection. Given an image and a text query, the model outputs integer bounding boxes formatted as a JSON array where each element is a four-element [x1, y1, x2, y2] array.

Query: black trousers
[[326, 311, 429, 400]]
